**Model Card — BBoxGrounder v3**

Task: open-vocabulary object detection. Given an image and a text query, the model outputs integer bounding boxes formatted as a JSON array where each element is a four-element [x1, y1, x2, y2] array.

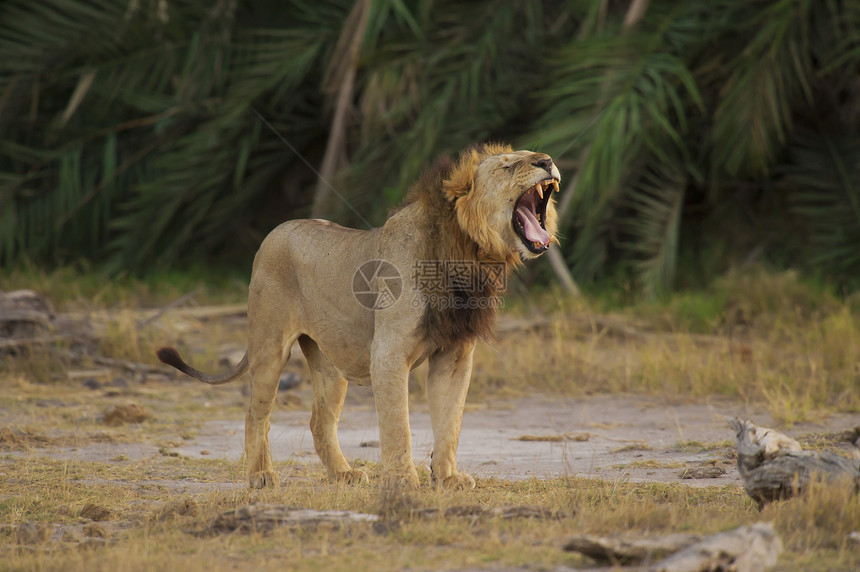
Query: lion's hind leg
[[244, 314, 295, 489], [299, 336, 368, 485]]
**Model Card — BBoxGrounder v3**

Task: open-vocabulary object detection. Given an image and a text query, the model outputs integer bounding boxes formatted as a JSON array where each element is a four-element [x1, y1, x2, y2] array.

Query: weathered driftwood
[[416, 504, 561, 521], [565, 522, 781, 572], [0, 290, 55, 338], [652, 522, 782, 572], [210, 504, 378, 534], [727, 417, 860, 505], [564, 532, 703, 564]]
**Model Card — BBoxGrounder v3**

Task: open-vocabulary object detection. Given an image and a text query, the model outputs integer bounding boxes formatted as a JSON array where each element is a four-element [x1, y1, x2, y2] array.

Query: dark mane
[[402, 149, 514, 350]]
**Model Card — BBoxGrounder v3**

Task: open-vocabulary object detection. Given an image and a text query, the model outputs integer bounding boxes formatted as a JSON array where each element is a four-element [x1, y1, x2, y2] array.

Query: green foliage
[[2, 0, 860, 294]]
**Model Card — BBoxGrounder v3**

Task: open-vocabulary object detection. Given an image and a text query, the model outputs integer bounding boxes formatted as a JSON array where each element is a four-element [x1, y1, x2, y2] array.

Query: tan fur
[[157, 145, 560, 490]]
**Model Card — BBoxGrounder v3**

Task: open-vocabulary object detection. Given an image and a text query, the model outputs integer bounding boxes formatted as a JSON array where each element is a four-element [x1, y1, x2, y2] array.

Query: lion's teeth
[[552, 180, 559, 192], [536, 184, 544, 199]]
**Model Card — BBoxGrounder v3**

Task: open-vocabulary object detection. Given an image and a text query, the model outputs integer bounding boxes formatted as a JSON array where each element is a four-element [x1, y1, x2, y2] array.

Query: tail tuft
[[156, 346, 184, 369]]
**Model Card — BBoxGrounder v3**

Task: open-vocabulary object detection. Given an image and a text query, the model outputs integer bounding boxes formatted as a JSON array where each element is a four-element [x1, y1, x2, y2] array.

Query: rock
[[83, 378, 102, 390], [278, 372, 301, 391], [727, 417, 860, 505]]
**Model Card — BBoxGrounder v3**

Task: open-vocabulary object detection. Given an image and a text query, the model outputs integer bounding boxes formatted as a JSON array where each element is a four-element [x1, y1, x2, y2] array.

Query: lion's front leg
[[427, 341, 476, 490], [370, 353, 419, 489]]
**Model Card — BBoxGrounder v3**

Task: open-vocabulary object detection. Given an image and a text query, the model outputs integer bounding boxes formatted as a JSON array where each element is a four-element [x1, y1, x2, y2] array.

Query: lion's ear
[[442, 148, 481, 202]]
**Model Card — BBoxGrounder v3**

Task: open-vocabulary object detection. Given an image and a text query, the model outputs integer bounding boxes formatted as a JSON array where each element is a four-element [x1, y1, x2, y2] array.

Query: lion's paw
[[435, 471, 476, 491], [381, 469, 420, 490], [334, 468, 369, 485], [248, 470, 279, 489]]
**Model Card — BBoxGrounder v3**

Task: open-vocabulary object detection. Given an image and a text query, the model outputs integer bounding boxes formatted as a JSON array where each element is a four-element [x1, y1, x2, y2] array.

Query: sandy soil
[[29, 389, 860, 488]]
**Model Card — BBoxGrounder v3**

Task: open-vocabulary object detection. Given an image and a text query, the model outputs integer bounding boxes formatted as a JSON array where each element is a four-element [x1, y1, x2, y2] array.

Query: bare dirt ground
[[9, 381, 860, 490], [3, 295, 859, 493]]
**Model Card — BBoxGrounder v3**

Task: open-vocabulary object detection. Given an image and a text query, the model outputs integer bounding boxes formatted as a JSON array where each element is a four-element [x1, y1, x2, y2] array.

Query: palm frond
[[526, 11, 703, 281], [710, 0, 815, 178], [620, 158, 688, 298], [785, 129, 860, 274]]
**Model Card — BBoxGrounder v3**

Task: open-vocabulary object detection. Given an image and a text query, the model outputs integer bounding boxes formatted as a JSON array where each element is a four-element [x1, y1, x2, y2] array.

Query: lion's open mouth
[[513, 178, 558, 254]]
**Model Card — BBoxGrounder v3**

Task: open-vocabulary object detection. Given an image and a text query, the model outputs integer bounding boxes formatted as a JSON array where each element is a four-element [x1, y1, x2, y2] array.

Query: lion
[[156, 143, 560, 490]]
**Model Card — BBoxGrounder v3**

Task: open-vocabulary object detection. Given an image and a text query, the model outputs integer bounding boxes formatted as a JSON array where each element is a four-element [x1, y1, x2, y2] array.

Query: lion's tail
[[156, 346, 248, 385]]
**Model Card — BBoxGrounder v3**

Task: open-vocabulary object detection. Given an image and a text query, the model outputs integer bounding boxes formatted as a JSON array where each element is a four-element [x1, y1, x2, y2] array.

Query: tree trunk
[[547, 0, 649, 295], [310, 0, 373, 219]]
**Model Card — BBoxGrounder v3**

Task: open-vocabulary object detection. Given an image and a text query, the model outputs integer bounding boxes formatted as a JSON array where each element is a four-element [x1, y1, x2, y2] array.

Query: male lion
[[156, 143, 560, 490]]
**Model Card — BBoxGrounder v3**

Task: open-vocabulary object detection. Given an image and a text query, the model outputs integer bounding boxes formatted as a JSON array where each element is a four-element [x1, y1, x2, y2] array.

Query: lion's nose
[[532, 157, 554, 175]]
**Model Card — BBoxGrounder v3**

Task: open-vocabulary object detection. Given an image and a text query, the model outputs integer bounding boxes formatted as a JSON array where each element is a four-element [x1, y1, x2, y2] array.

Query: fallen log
[[727, 417, 860, 505], [564, 532, 702, 564], [416, 505, 561, 521], [652, 522, 781, 572], [209, 504, 378, 534], [564, 522, 782, 572], [0, 290, 54, 339]]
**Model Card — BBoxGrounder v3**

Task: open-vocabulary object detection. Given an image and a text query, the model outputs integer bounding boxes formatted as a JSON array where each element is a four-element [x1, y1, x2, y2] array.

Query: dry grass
[[1, 454, 856, 571], [2, 266, 860, 570], [470, 267, 860, 423]]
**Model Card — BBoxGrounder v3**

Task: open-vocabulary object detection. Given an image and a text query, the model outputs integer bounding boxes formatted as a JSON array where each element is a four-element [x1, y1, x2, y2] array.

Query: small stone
[[83, 378, 101, 390], [278, 372, 301, 391]]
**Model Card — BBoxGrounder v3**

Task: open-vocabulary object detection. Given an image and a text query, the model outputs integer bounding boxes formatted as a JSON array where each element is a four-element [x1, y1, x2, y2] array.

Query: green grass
[[0, 260, 249, 311]]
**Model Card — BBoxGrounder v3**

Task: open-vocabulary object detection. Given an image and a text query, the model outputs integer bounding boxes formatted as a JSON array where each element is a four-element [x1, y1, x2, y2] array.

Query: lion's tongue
[[516, 205, 550, 246]]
